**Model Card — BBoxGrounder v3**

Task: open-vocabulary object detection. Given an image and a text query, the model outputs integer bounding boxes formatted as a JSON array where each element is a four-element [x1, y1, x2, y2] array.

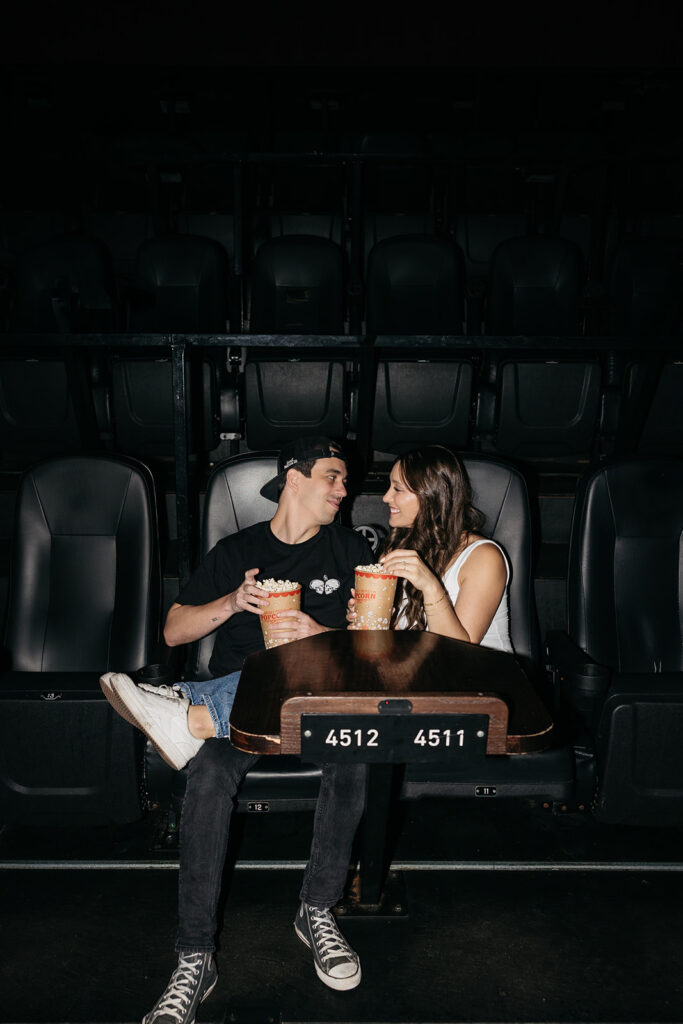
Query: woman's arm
[[380, 544, 506, 644], [163, 567, 267, 646], [429, 543, 506, 643]]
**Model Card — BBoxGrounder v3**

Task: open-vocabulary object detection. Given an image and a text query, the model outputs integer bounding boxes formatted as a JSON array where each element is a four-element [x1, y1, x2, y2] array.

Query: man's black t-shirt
[[176, 521, 374, 677]]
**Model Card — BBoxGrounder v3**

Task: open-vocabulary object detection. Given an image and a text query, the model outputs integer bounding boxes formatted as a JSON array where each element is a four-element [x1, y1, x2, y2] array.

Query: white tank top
[[395, 538, 513, 653]]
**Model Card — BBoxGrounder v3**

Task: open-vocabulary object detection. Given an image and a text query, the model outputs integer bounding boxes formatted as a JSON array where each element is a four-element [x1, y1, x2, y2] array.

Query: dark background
[[2, 0, 682, 66]]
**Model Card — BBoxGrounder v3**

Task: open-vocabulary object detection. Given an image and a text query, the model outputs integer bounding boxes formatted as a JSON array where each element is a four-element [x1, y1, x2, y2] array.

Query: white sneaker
[[100, 672, 204, 771]]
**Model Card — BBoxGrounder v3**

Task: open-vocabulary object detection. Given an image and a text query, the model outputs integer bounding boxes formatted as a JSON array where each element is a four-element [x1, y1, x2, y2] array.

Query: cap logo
[[284, 457, 298, 469]]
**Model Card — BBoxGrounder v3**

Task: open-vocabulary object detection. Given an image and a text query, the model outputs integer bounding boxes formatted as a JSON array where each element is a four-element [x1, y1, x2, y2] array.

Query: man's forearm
[[164, 596, 235, 647]]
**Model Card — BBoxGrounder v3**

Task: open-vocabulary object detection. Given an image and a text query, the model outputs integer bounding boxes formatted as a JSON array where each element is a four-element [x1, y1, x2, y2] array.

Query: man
[[101, 437, 374, 1024]]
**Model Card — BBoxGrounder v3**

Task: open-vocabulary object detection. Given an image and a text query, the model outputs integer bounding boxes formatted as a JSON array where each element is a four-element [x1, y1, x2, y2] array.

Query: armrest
[[546, 629, 611, 743], [546, 629, 601, 677], [135, 642, 185, 687]]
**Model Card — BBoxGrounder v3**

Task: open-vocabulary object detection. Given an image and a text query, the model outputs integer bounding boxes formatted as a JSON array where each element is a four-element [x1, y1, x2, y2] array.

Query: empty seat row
[[1, 451, 681, 839], [0, 337, 680, 470], [0, 336, 680, 471], [3, 229, 683, 336]]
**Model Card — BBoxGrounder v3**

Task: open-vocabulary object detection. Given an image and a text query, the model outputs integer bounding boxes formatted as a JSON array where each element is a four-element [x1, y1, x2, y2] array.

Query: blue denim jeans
[[175, 686, 368, 953], [177, 672, 241, 739]]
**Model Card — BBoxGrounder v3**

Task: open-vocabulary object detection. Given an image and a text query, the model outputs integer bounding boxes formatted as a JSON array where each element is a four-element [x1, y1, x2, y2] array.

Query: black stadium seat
[[370, 352, 474, 457], [243, 358, 349, 451], [111, 234, 230, 457], [9, 234, 118, 333], [548, 457, 683, 825], [485, 235, 602, 459], [0, 455, 161, 825], [608, 237, 683, 337], [249, 234, 345, 334], [486, 236, 583, 338], [365, 235, 465, 335], [365, 235, 471, 457], [127, 235, 229, 334], [609, 237, 683, 456], [1, 234, 117, 464], [244, 235, 349, 449]]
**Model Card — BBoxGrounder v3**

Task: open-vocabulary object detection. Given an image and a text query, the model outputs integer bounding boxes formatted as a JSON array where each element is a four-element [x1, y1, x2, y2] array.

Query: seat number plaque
[[300, 713, 489, 763]]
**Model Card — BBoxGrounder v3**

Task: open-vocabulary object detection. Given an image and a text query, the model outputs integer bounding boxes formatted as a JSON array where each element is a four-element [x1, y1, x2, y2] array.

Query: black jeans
[[176, 739, 368, 953]]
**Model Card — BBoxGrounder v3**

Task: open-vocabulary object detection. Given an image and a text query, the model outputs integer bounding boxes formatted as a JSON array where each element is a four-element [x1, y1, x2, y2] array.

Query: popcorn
[[256, 578, 300, 592], [355, 563, 387, 573]]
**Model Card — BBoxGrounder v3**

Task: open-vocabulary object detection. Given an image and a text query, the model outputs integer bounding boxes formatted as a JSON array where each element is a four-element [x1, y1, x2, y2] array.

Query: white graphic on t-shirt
[[309, 575, 340, 596]]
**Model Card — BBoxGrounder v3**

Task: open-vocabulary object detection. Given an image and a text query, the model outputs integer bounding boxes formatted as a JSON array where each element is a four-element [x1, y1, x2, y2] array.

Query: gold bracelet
[[423, 590, 448, 610]]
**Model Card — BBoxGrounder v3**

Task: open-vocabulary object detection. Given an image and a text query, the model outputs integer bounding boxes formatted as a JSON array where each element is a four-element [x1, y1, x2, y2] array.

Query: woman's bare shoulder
[[458, 537, 507, 579]]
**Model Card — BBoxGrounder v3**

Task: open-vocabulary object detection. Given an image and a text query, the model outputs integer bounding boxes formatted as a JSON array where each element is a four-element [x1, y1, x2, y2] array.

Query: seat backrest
[[0, 358, 83, 462], [243, 358, 347, 451], [4, 455, 160, 673], [608, 237, 683, 336], [452, 213, 529, 283], [461, 456, 539, 668], [487, 236, 583, 335], [188, 452, 278, 679], [371, 357, 473, 456], [567, 457, 683, 673], [249, 235, 345, 333], [10, 235, 116, 332], [366, 235, 465, 334], [187, 451, 539, 678], [130, 234, 229, 332]]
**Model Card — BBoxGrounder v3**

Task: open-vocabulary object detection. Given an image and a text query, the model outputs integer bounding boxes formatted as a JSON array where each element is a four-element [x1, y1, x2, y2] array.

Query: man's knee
[[186, 739, 252, 796]]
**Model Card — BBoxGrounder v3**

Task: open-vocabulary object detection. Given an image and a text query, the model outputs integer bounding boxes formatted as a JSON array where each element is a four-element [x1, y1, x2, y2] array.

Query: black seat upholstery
[[400, 454, 574, 801], [364, 234, 471, 458], [9, 234, 118, 333], [244, 235, 349, 449], [548, 456, 683, 825], [0, 455, 161, 825], [487, 235, 584, 335], [111, 234, 229, 457], [249, 235, 345, 334], [371, 349, 473, 457], [127, 235, 229, 333], [243, 358, 349, 451], [609, 238, 683, 456], [608, 237, 683, 337], [366, 235, 464, 334], [485, 235, 602, 460], [1, 234, 117, 464]]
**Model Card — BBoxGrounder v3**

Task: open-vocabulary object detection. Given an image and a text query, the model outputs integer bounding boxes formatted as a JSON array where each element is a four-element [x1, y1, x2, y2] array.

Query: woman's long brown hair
[[382, 447, 485, 630]]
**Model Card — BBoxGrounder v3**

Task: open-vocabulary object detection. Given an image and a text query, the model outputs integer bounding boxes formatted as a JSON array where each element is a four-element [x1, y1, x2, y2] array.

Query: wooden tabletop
[[229, 630, 554, 757]]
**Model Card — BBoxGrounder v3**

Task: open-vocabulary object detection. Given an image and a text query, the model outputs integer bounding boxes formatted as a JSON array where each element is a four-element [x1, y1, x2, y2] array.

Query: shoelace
[[309, 908, 354, 963], [152, 954, 205, 1022], [138, 683, 183, 701]]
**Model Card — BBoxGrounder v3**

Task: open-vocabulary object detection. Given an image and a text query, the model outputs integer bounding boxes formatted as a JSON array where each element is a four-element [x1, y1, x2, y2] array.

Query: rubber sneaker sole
[[99, 671, 197, 771], [294, 917, 362, 991]]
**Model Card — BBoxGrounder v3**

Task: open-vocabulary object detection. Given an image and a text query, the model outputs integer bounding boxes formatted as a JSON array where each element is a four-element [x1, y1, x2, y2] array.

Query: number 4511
[[414, 728, 464, 747]]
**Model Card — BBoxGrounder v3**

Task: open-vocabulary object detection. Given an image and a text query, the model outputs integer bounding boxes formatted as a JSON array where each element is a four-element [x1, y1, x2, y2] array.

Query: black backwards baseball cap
[[259, 436, 346, 503]]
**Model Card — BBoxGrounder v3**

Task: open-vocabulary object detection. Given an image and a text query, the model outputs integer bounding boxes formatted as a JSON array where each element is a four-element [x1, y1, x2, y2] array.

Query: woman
[[348, 446, 512, 652]]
